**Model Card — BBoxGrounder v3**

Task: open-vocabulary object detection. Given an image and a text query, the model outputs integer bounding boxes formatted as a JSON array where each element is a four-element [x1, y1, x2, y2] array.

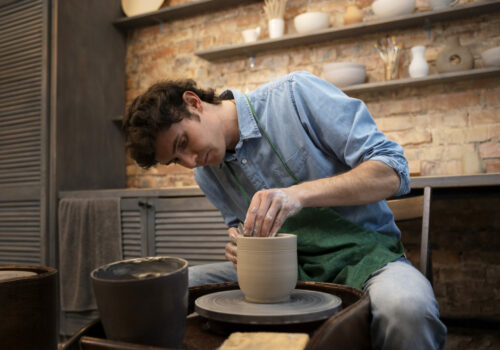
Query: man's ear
[[182, 91, 202, 112]]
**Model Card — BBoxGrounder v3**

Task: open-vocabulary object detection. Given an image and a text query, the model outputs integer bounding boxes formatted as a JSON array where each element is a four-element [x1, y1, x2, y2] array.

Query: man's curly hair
[[123, 80, 221, 169]]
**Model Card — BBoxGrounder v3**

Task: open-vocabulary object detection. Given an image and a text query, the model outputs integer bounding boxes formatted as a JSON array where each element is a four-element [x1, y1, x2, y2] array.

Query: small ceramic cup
[[91, 256, 188, 348], [242, 27, 261, 43], [237, 234, 297, 303]]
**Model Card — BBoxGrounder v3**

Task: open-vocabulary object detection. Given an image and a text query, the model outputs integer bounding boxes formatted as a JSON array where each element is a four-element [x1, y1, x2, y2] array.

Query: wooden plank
[[195, 1, 500, 60], [411, 173, 500, 188], [59, 187, 205, 198], [387, 195, 424, 221], [113, 0, 261, 30], [343, 67, 500, 94], [0, 185, 40, 201]]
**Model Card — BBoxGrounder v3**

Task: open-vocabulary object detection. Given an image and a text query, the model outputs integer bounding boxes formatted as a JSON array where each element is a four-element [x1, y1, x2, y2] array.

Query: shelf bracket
[[153, 17, 165, 33], [249, 56, 255, 68], [424, 18, 432, 40]]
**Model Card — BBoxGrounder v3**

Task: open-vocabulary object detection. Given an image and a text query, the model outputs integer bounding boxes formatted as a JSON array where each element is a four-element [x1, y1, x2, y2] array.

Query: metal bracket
[[424, 18, 432, 40], [249, 56, 255, 68], [153, 18, 164, 33]]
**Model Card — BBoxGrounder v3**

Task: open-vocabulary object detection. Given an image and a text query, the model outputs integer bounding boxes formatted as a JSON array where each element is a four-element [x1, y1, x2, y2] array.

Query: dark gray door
[[0, 0, 49, 266]]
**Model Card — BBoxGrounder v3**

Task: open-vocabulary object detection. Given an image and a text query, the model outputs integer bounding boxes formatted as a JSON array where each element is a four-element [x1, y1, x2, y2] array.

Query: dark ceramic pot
[[0, 265, 57, 350], [91, 256, 188, 349]]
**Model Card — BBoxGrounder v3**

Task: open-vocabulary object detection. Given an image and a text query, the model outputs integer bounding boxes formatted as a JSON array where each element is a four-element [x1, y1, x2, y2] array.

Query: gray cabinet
[[120, 196, 229, 265]]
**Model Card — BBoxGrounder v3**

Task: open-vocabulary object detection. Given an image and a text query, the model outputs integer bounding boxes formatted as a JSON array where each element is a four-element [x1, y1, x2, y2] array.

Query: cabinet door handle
[[138, 200, 153, 209]]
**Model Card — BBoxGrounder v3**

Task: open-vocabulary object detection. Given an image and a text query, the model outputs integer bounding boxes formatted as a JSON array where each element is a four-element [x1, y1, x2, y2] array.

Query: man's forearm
[[292, 160, 401, 208]]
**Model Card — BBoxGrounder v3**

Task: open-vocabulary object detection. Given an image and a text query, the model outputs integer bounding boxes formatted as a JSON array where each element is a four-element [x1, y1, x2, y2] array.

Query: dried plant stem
[[263, 0, 287, 20]]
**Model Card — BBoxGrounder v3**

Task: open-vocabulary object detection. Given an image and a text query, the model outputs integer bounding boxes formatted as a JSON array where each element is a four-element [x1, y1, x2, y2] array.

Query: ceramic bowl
[[294, 12, 330, 34], [91, 256, 188, 348], [372, 0, 415, 18], [121, 0, 164, 17], [237, 234, 297, 303], [481, 46, 500, 67], [323, 62, 366, 87]]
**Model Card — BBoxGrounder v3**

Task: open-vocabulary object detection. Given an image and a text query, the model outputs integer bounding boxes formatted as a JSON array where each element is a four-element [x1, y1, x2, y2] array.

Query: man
[[123, 71, 446, 349]]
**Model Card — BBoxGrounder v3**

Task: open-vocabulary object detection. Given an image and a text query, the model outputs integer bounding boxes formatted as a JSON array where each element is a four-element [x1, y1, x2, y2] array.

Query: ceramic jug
[[436, 36, 474, 73], [344, 4, 363, 25], [409, 45, 429, 78]]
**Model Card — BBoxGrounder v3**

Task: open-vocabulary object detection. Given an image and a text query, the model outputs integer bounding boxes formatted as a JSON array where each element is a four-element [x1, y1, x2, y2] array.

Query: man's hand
[[243, 188, 302, 237], [225, 227, 239, 268]]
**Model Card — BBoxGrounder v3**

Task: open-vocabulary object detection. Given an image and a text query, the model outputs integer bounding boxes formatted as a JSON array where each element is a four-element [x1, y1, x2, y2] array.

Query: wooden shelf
[[113, 0, 261, 30], [195, 1, 500, 61], [411, 173, 500, 189], [342, 67, 500, 94]]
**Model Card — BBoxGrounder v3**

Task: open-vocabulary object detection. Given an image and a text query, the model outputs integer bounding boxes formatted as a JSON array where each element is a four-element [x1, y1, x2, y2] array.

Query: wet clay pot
[[237, 234, 297, 303], [91, 256, 188, 349], [436, 36, 474, 73], [0, 265, 57, 350]]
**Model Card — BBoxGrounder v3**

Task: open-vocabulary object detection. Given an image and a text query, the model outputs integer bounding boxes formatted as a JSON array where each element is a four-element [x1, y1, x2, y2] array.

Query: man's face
[[154, 115, 226, 169]]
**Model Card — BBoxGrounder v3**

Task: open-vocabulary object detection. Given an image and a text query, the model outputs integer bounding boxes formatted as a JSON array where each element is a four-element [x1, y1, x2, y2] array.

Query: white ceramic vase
[[409, 45, 429, 78], [269, 18, 285, 39]]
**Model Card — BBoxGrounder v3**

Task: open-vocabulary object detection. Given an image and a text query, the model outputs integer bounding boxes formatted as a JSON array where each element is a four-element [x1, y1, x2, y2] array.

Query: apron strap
[[224, 160, 251, 205], [243, 94, 301, 185]]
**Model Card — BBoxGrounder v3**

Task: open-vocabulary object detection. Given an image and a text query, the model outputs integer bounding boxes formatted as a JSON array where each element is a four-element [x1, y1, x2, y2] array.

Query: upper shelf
[[343, 67, 500, 94], [113, 0, 261, 30], [195, 1, 500, 61]]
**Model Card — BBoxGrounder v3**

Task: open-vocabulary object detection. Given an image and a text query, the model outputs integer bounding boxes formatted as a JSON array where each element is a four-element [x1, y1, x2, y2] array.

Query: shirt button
[[241, 159, 247, 164]]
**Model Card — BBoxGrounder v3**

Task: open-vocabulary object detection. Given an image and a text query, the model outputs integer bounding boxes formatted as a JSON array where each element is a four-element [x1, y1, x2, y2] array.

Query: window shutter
[[0, 0, 45, 266]]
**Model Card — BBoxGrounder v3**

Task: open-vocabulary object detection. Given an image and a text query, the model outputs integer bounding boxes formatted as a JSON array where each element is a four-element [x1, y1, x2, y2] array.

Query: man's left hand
[[243, 188, 302, 237]]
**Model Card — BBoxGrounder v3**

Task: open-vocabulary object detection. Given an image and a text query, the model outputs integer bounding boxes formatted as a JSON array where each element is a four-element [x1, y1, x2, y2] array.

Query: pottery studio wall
[[124, 0, 500, 188]]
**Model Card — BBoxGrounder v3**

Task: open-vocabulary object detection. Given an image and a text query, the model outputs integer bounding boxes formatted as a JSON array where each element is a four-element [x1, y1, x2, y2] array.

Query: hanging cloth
[[225, 95, 404, 289]]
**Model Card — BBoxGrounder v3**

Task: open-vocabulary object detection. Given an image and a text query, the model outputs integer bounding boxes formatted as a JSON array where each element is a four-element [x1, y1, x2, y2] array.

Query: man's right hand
[[225, 227, 238, 268]]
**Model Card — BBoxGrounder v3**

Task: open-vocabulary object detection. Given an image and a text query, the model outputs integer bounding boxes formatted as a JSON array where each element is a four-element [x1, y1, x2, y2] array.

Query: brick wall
[[400, 193, 500, 318], [122, 0, 500, 321], [124, 0, 500, 188]]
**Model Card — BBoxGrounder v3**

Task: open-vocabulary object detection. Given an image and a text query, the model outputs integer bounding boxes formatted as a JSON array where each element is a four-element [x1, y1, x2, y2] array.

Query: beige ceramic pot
[[344, 5, 363, 25], [237, 234, 297, 303]]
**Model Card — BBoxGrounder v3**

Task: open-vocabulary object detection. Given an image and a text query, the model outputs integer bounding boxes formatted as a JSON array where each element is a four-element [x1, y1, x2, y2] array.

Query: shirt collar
[[221, 89, 261, 163]]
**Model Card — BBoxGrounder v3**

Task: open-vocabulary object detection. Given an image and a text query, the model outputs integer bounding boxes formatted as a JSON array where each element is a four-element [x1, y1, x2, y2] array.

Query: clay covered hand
[[225, 227, 239, 267], [243, 188, 302, 237]]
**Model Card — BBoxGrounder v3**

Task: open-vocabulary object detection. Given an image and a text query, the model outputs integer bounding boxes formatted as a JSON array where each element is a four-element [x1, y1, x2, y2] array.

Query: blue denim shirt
[[195, 71, 410, 238]]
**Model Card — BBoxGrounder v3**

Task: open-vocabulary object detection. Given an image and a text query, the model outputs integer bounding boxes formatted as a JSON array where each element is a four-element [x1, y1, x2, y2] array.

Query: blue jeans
[[189, 258, 447, 350]]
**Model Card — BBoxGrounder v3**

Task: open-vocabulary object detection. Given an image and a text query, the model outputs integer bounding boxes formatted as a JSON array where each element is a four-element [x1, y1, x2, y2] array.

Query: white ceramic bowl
[[294, 12, 330, 34], [323, 62, 366, 88], [121, 0, 164, 17], [481, 46, 500, 67], [372, 0, 415, 18]]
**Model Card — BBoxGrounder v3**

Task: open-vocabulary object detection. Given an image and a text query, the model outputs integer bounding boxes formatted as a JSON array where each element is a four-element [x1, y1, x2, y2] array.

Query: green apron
[[225, 96, 404, 290]]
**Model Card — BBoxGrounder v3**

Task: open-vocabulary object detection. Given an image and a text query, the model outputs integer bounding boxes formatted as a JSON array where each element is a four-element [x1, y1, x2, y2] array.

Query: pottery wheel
[[195, 289, 342, 325]]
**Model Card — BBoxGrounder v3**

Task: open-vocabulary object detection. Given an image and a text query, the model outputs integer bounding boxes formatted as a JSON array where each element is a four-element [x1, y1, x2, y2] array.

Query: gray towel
[[58, 197, 122, 311]]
